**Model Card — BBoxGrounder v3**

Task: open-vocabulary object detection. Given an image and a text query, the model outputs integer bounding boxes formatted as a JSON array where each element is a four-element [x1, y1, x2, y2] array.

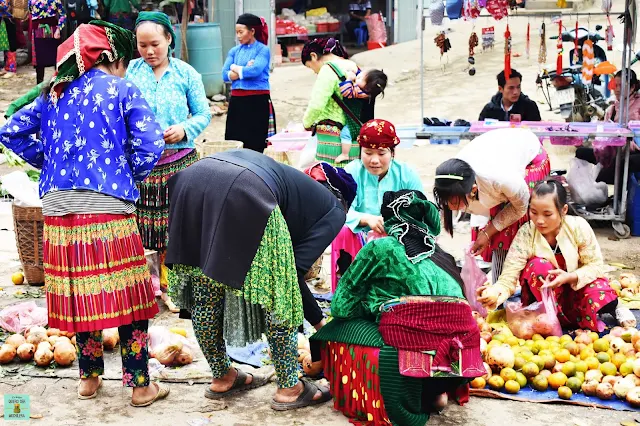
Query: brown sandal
[[270, 379, 331, 411], [130, 382, 170, 407], [204, 368, 269, 400]]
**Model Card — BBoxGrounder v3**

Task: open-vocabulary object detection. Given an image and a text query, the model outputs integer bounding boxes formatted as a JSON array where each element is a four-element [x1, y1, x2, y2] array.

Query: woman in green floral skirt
[[165, 150, 357, 410]]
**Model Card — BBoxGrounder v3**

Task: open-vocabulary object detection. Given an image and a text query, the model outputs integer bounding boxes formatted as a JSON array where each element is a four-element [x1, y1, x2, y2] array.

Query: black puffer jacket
[[478, 92, 542, 122]]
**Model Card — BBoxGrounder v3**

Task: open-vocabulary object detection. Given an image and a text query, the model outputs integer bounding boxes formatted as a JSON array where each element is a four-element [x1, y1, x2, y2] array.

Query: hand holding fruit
[[477, 284, 500, 310], [543, 269, 578, 289]]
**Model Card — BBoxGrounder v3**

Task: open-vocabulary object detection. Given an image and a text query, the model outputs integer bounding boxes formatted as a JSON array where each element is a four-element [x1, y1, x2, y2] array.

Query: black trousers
[[225, 94, 272, 153]]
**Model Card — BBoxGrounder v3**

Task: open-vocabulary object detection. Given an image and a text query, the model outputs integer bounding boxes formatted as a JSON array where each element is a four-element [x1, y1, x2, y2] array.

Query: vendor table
[[415, 123, 634, 239], [276, 31, 343, 45]]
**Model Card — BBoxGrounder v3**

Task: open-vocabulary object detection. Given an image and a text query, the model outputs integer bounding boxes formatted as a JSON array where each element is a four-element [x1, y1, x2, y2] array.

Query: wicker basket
[[196, 140, 243, 158], [264, 147, 290, 165], [12, 204, 44, 285]]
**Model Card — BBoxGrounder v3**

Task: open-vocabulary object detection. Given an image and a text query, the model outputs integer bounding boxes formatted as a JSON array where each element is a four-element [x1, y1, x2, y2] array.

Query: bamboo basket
[[12, 204, 44, 285], [196, 140, 243, 158], [264, 147, 290, 165]]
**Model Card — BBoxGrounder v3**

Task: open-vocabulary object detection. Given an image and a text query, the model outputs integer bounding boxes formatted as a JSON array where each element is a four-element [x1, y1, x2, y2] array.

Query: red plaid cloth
[[378, 300, 484, 378]]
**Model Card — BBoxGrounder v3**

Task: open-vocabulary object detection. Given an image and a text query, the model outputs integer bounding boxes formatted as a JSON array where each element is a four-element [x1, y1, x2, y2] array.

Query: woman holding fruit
[[477, 180, 636, 330], [434, 127, 550, 283]]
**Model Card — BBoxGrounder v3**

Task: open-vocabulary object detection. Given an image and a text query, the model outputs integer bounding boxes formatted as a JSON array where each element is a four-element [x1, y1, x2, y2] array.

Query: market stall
[[414, 0, 637, 239]]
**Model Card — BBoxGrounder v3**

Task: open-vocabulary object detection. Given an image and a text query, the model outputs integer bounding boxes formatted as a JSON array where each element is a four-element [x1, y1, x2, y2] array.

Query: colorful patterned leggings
[[191, 276, 299, 388], [76, 320, 150, 387]]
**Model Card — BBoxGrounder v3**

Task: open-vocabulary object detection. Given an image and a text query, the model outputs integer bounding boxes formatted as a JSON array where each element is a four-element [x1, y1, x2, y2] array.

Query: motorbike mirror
[[595, 24, 603, 31]]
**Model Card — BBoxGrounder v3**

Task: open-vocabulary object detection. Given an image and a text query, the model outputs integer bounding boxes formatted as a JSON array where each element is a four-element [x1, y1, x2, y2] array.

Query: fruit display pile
[[471, 321, 640, 408]]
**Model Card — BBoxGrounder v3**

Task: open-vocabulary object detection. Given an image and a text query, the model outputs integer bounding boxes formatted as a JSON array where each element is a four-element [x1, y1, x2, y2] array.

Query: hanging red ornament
[[557, 20, 563, 75], [526, 22, 530, 59], [504, 24, 512, 79]]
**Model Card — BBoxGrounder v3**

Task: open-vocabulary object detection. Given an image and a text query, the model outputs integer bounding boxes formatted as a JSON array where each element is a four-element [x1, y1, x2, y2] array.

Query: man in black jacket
[[479, 69, 542, 122]]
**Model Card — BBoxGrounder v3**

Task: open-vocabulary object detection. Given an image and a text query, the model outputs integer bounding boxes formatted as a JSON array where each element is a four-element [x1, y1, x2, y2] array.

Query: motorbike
[[537, 66, 609, 122], [537, 25, 609, 122]]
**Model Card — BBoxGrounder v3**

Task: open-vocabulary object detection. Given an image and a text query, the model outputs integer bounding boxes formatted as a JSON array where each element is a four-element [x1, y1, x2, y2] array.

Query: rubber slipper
[[204, 369, 269, 400], [270, 379, 332, 411], [78, 377, 103, 400], [130, 382, 170, 407]]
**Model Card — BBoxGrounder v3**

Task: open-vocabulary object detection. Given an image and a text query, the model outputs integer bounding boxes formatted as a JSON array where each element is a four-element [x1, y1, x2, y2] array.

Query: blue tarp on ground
[[471, 385, 637, 411]]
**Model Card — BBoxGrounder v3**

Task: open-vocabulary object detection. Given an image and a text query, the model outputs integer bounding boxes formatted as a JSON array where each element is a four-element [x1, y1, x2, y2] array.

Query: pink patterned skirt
[[519, 256, 618, 332]]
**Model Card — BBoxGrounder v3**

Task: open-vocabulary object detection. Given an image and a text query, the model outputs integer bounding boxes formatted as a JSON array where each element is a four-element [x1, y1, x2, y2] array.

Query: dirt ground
[[0, 5, 639, 425]]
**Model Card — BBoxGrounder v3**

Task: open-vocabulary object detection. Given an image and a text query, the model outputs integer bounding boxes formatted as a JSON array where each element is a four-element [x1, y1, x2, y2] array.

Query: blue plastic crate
[[425, 126, 468, 145], [628, 172, 640, 236]]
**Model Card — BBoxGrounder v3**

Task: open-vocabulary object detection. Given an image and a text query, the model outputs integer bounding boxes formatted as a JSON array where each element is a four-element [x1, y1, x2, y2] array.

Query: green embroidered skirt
[[168, 205, 303, 338]]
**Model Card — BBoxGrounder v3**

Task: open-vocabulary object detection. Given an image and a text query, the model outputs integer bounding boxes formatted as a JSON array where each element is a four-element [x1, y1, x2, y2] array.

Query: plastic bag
[[566, 158, 608, 206], [296, 134, 317, 170], [505, 288, 562, 339], [366, 231, 387, 242], [460, 249, 488, 317], [0, 171, 41, 207], [0, 301, 48, 334], [365, 13, 387, 43], [148, 326, 197, 366]]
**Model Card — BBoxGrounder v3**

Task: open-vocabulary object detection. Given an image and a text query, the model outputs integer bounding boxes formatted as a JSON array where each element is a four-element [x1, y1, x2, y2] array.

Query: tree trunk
[[180, 0, 190, 62]]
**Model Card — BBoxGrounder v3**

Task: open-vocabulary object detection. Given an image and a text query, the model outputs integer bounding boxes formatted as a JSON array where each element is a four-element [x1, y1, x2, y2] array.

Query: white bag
[[296, 134, 318, 169], [566, 158, 608, 206], [0, 171, 41, 207]]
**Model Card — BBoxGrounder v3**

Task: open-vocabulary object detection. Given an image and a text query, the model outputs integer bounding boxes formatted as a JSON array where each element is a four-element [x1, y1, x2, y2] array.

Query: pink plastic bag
[[460, 249, 488, 317], [0, 301, 48, 334], [505, 287, 562, 339], [366, 231, 387, 243], [365, 14, 387, 44]]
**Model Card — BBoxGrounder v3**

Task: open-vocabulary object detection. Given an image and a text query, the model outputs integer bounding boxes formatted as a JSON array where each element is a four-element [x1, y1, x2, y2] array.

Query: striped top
[[42, 190, 135, 216], [339, 73, 368, 99]]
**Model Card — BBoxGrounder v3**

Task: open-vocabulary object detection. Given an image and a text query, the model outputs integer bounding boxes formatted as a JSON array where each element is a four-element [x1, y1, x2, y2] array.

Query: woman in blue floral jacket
[[0, 22, 169, 407]]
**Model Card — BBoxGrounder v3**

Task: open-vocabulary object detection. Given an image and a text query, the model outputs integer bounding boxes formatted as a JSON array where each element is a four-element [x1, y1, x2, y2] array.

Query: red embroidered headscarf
[[237, 13, 268, 45], [357, 119, 401, 150], [50, 21, 135, 103]]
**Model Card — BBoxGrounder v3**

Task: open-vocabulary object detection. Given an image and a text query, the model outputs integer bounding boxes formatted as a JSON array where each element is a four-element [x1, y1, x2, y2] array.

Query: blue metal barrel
[[172, 23, 224, 96]]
